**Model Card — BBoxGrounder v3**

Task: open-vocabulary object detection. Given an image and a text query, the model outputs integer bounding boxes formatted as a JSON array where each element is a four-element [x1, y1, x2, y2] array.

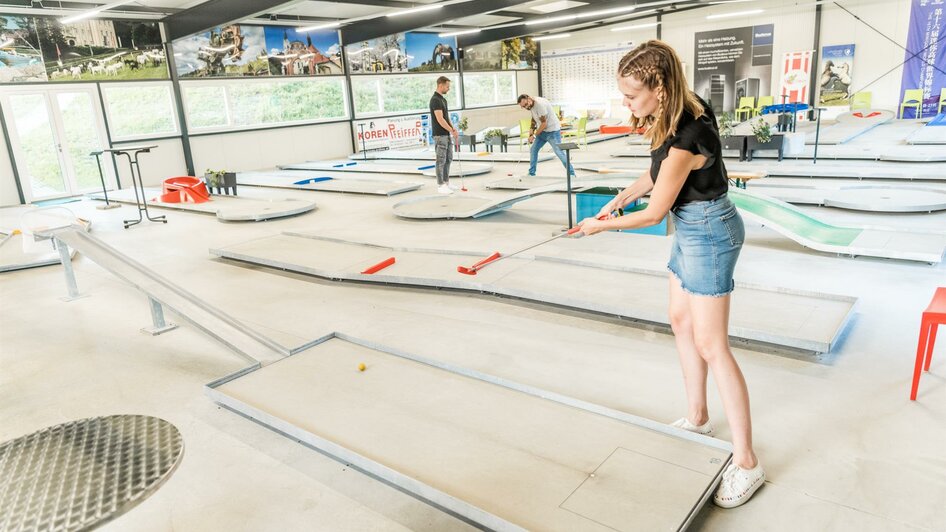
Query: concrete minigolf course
[[0, 206, 89, 273], [392, 179, 627, 219], [907, 113, 946, 145], [729, 188, 946, 263], [208, 333, 732, 532], [280, 159, 493, 177], [237, 170, 423, 196], [579, 160, 946, 181], [211, 233, 857, 353], [749, 183, 946, 212], [350, 147, 553, 164], [89, 188, 316, 222], [804, 109, 894, 144]]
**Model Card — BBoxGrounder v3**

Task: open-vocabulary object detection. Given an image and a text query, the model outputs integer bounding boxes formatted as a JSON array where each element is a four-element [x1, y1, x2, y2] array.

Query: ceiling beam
[[341, 0, 531, 44], [164, 0, 305, 41], [0, 0, 177, 16], [458, 0, 707, 46]]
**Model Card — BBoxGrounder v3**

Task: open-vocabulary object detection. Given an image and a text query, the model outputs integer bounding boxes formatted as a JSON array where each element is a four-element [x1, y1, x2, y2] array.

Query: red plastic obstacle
[[911, 287, 946, 400], [157, 176, 211, 204], [600, 124, 647, 135], [852, 111, 881, 118]]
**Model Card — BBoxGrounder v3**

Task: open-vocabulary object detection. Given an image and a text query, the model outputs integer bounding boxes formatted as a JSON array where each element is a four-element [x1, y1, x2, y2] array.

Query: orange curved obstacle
[[599, 124, 645, 135], [157, 176, 211, 204]]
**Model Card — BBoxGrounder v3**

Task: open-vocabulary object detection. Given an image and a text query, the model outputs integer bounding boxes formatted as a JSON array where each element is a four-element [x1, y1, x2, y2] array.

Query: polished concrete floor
[[1, 135, 945, 531]]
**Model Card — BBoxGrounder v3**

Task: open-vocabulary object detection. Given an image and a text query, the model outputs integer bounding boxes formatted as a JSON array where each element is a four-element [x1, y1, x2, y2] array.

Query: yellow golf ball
[[358, 363, 366, 372]]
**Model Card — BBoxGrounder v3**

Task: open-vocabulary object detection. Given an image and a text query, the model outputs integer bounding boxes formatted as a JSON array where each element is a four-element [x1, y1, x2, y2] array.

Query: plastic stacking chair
[[754, 96, 774, 117], [562, 116, 588, 147], [938, 88, 945, 115], [911, 287, 946, 400], [850, 91, 872, 111], [519, 118, 533, 151], [735, 97, 755, 121], [552, 105, 562, 120], [577, 109, 589, 118], [899, 88, 923, 119]]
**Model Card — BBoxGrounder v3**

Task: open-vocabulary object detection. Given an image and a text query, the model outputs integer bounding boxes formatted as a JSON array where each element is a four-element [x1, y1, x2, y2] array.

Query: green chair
[[562, 116, 588, 147], [552, 105, 562, 120], [899, 88, 923, 119], [735, 96, 755, 121], [850, 91, 872, 111], [938, 87, 945, 115], [519, 118, 533, 151], [753, 96, 774, 117]]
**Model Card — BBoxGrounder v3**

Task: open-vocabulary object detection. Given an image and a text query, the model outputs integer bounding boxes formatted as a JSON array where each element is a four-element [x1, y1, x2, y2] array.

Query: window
[[100, 82, 178, 140], [462, 72, 517, 108], [354, 73, 460, 117], [181, 77, 348, 132]]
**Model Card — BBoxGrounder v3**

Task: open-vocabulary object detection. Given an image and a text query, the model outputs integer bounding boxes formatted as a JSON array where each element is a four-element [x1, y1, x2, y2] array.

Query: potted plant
[[456, 116, 475, 150], [746, 118, 785, 161], [483, 128, 507, 152], [203, 168, 238, 195], [717, 112, 747, 160]]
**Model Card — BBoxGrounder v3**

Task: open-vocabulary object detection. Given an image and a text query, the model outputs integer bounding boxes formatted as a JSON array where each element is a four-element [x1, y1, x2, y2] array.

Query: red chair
[[911, 287, 946, 400]]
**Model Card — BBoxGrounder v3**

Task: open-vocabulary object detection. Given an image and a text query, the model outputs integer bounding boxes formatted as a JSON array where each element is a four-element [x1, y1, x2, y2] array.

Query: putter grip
[[567, 214, 608, 235]]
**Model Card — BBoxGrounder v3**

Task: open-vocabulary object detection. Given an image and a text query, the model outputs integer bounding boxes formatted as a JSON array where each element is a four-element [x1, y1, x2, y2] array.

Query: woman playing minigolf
[[577, 40, 764, 508]]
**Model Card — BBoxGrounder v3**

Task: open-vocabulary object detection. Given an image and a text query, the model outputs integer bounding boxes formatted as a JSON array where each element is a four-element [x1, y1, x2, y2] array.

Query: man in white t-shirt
[[517, 94, 575, 177]]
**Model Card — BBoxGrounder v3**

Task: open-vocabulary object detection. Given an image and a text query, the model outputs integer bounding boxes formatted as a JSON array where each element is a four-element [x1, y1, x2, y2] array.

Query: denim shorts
[[667, 194, 745, 297]]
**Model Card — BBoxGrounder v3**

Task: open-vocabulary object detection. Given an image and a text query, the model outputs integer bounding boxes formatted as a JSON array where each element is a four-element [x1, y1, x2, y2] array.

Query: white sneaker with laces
[[671, 417, 715, 436], [437, 184, 453, 194], [714, 462, 765, 508]]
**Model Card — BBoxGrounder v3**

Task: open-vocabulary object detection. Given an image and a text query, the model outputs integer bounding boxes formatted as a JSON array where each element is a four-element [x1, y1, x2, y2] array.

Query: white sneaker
[[671, 417, 715, 436], [714, 462, 765, 508], [447, 183, 459, 191], [437, 184, 453, 194]]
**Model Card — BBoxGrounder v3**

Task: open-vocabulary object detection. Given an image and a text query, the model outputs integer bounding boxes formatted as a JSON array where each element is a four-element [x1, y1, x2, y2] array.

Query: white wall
[[191, 121, 352, 174], [0, 125, 21, 206], [539, 0, 913, 113], [819, 0, 912, 111]]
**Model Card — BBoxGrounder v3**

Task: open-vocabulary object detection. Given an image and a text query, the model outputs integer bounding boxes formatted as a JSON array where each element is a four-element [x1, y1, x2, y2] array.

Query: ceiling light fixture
[[297, 21, 341, 32], [611, 22, 659, 32], [60, 0, 136, 24], [532, 33, 571, 41], [527, 14, 577, 25], [706, 8, 764, 19], [438, 28, 481, 37], [387, 4, 442, 17], [578, 6, 637, 18]]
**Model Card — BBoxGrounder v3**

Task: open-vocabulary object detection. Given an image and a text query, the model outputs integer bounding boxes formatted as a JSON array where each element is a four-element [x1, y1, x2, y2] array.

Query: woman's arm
[[581, 147, 705, 234], [595, 169, 656, 217]]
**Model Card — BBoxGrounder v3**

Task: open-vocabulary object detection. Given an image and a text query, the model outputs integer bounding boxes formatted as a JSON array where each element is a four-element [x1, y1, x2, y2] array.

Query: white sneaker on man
[[714, 462, 765, 508], [671, 417, 715, 436], [447, 183, 459, 191], [437, 184, 453, 194]]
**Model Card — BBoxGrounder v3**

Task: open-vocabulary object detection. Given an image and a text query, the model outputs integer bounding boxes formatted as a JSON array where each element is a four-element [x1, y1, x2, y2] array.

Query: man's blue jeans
[[529, 129, 576, 176]]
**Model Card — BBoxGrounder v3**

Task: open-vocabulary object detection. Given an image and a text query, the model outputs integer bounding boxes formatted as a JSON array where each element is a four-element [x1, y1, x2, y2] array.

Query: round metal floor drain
[[0, 415, 183, 532]]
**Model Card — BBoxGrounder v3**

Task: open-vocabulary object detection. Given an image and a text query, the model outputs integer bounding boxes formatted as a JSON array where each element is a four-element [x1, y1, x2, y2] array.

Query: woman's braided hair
[[618, 40, 704, 149]]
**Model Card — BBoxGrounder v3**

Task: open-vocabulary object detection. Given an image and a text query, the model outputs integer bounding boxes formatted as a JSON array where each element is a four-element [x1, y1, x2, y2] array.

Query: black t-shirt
[[429, 92, 450, 136], [650, 96, 728, 207]]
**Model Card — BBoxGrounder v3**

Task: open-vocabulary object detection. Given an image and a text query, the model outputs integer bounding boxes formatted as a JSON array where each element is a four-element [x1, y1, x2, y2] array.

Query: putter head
[[457, 266, 477, 275]]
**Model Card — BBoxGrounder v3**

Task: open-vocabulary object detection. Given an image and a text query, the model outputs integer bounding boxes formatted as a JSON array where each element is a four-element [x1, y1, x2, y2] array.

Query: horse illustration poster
[[0, 15, 46, 82], [345, 33, 408, 73], [24, 16, 166, 81], [819, 44, 855, 106], [174, 24, 267, 77], [263, 27, 341, 76], [405, 32, 457, 72]]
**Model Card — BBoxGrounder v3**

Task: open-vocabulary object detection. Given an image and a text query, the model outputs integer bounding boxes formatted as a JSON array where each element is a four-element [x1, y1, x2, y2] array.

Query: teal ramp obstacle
[[728, 188, 946, 263]]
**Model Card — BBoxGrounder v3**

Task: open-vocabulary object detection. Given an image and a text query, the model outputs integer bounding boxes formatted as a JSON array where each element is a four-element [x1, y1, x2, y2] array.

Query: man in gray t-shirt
[[517, 94, 575, 177]]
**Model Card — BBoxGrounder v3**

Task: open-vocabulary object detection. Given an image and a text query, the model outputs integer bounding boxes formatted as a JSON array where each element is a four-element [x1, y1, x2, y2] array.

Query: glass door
[[0, 85, 112, 202]]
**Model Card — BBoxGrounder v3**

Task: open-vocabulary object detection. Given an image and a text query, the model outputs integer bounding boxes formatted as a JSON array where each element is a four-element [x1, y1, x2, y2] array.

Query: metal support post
[[55, 239, 84, 301], [142, 296, 178, 336]]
